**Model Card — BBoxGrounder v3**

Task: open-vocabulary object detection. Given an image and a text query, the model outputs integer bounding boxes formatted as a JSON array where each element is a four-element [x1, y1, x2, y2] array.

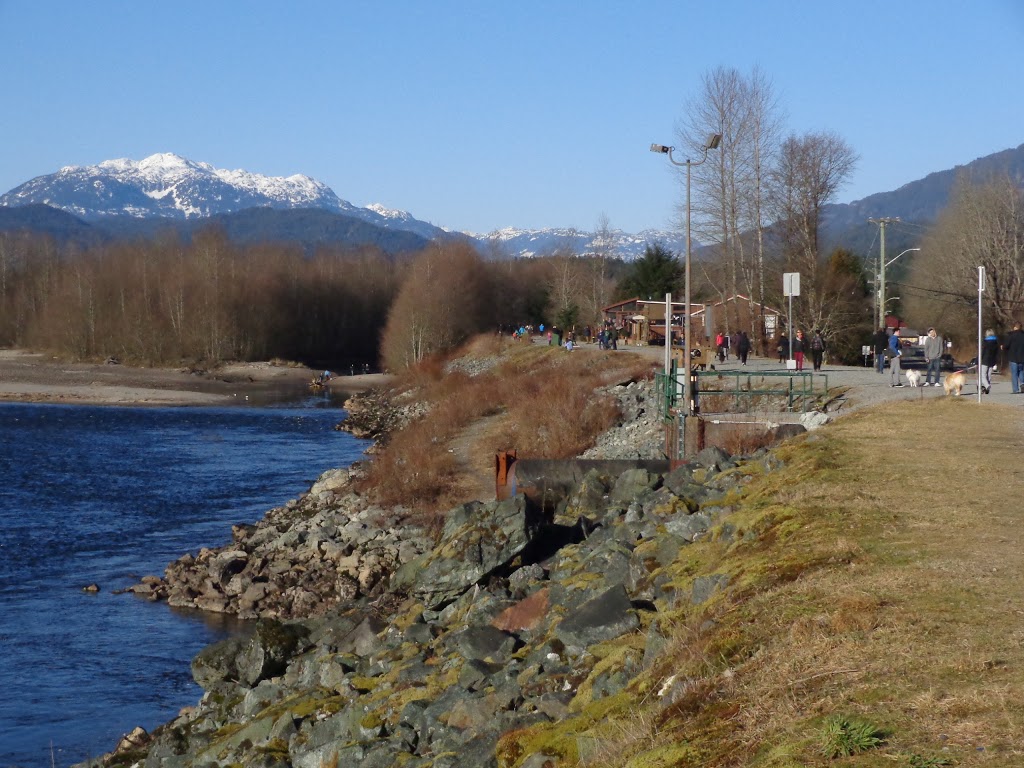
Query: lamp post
[[650, 132, 722, 415], [879, 247, 919, 327]]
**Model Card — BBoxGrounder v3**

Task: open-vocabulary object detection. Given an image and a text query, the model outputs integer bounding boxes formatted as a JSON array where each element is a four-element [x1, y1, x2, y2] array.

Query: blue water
[[0, 398, 369, 768]]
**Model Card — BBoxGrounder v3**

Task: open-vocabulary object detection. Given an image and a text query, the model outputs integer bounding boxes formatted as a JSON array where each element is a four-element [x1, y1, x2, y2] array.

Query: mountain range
[[0, 153, 684, 259], [2, 145, 1023, 259]]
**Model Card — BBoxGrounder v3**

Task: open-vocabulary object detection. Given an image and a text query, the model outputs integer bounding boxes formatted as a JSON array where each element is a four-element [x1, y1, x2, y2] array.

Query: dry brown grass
[[561, 398, 1024, 768], [359, 337, 655, 512]]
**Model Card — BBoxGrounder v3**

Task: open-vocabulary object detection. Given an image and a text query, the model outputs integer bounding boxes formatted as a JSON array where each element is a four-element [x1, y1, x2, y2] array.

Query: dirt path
[[447, 412, 506, 502]]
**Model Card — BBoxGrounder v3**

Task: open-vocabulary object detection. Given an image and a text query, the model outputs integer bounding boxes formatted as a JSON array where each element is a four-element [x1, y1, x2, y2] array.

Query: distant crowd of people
[[497, 321, 625, 351], [495, 320, 844, 374]]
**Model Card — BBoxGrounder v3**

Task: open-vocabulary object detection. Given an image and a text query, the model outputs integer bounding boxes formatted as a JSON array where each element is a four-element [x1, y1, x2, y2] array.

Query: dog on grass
[[905, 369, 922, 387], [943, 371, 966, 396]]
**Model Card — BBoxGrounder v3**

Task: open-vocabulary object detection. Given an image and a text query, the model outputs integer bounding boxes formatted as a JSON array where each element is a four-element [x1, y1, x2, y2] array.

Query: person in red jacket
[[793, 330, 806, 371]]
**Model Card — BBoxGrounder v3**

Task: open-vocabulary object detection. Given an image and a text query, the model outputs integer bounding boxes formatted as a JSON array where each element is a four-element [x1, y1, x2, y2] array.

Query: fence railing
[[655, 366, 829, 417]]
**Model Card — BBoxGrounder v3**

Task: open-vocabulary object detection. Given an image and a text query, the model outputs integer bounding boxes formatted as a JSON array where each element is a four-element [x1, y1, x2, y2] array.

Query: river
[[0, 396, 369, 767]]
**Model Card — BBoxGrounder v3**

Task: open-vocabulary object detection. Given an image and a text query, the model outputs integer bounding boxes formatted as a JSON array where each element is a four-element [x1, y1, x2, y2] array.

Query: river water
[[0, 396, 369, 767]]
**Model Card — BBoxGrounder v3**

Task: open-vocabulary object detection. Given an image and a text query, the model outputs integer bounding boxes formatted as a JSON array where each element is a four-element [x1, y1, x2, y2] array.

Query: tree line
[[0, 227, 633, 370], [2, 63, 1016, 369]]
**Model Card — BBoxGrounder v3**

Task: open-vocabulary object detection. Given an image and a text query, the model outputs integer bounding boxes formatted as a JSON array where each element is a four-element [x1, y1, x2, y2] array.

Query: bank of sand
[[0, 350, 388, 406]]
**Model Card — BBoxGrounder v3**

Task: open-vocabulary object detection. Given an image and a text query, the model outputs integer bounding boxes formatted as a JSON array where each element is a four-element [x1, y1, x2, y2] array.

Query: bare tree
[[770, 130, 860, 337], [583, 213, 618, 326], [380, 242, 493, 371], [907, 174, 1024, 340], [545, 230, 584, 330], [740, 67, 784, 351], [679, 66, 782, 343]]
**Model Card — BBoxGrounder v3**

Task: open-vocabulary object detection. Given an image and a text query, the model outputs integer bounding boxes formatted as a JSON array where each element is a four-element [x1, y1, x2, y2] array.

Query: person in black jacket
[[872, 327, 888, 374], [1005, 322, 1024, 393], [810, 329, 826, 371], [738, 331, 751, 365], [981, 328, 999, 395]]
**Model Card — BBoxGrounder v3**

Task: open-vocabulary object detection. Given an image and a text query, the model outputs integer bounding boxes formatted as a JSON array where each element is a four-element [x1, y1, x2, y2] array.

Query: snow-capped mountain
[[0, 153, 681, 259], [474, 226, 685, 261], [0, 153, 348, 220]]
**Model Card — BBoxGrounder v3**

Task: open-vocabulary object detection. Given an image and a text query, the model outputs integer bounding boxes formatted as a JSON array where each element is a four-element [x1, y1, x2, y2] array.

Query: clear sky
[[1, 1, 1022, 235]]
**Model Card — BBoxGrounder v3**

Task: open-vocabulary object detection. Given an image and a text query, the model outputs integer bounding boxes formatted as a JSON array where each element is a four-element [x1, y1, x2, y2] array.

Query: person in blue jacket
[[889, 327, 904, 387], [981, 328, 999, 395]]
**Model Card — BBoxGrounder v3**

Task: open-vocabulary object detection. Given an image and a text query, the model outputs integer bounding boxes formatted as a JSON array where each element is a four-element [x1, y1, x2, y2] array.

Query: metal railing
[[655, 366, 828, 417]]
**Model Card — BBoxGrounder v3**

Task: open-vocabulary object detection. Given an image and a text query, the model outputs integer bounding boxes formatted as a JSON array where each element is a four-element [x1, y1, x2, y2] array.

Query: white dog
[[905, 369, 922, 388]]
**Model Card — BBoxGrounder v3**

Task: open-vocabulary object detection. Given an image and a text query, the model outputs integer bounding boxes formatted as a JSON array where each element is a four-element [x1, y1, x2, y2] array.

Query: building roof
[[691, 293, 782, 316]]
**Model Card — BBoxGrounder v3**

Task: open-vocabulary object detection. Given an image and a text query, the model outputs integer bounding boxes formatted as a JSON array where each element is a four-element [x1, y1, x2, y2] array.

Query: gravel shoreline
[[0, 350, 390, 406]]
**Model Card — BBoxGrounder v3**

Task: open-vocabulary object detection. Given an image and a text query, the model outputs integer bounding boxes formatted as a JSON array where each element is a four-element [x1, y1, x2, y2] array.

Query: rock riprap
[[86, 446, 785, 768]]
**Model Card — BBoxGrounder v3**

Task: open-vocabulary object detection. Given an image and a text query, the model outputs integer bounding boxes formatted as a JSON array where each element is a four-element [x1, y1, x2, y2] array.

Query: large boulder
[[391, 497, 541, 609], [191, 634, 246, 691], [609, 468, 661, 505], [235, 619, 311, 687], [555, 585, 639, 648], [452, 625, 519, 662]]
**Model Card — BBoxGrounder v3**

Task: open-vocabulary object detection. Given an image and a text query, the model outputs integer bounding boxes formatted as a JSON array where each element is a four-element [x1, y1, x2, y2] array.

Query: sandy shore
[[0, 350, 389, 406]]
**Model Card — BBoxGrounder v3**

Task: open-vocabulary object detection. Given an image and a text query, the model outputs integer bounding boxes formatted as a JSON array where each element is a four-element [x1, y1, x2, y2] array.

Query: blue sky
[[1, 1, 1022, 235]]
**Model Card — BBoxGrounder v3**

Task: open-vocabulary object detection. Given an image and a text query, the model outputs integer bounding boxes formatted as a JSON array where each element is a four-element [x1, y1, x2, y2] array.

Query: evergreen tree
[[615, 243, 682, 300]]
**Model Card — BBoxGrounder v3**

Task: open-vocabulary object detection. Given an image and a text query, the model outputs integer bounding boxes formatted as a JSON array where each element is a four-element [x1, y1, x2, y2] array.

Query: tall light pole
[[650, 132, 722, 416], [878, 247, 920, 327]]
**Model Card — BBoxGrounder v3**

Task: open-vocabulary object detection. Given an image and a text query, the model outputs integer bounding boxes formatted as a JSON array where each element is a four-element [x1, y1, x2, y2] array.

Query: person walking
[[738, 331, 751, 365], [889, 327, 904, 387], [873, 327, 889, 374], [1005, 322, 1024, 393], [923, 327, 944, 387], [776, 332, 788, 364], [981, 328, 999, 395], [793, 330, 806, 371], [810, 329, 826, 371]]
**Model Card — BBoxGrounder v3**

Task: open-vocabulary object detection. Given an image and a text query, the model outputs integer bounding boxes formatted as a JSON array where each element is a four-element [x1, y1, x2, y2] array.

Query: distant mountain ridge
[[0, 153, 685, 259], [3, 145, 1023, 259], [822, 142, 1024, 254]]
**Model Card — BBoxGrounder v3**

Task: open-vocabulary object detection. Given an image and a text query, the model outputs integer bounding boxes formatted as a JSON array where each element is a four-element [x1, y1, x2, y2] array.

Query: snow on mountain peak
[[365, 203, 413, 221], [3, 153, 674, 258]]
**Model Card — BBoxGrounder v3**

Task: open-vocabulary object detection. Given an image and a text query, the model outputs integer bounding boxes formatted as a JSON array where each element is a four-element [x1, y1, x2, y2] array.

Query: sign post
[[978, 266, 985, 404], [783, 273, 800, 369]]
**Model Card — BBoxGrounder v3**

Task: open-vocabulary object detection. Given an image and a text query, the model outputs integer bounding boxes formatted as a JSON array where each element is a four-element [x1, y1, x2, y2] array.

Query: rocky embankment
[[333, 387, 429, 443], [124, 378, 665, 620], [124, 466, 433, 619], [89, 443, 784, 768]]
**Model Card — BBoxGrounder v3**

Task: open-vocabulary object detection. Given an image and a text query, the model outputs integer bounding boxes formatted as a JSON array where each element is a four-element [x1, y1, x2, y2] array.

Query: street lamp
[[878, 247, 919, 327], [650, 132, 722, 416]]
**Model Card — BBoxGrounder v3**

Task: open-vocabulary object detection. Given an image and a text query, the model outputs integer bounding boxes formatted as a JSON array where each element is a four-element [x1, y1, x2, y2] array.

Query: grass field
[[507, 397, 1024, 767]]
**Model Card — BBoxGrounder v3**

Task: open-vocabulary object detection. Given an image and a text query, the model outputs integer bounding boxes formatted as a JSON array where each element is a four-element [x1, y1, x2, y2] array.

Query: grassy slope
[[360, 337, 654, 511], [503, 398, 1024, 767]]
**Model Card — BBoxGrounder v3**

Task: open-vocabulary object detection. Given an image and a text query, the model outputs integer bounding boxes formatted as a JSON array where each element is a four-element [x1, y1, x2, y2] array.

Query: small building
[[601, 297, 706, 345], [691, 294, 784, 339]]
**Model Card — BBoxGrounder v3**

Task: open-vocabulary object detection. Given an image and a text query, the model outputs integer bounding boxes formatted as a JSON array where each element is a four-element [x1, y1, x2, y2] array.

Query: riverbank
[[84, 394, 1024, 768], [0, 349, 390, 406], [74, 340, 1024, 767]]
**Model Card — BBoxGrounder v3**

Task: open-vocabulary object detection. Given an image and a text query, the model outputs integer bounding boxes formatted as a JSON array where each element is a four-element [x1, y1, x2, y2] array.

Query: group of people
[[873, 326, 946, 388], [597, 322, 619, 350], [714, 330, 752, 365], [987, 322, 1024, 394], [773, 329, 827, 372]]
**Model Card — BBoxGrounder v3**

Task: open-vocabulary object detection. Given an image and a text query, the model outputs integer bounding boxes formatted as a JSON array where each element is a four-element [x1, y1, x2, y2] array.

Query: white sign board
[[783, 272, 801, 297], [764, 315, 777, 334]]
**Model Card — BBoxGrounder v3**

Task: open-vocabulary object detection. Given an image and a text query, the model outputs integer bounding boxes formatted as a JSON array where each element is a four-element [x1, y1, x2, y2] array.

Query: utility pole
[[869, 217, 900, 328]]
